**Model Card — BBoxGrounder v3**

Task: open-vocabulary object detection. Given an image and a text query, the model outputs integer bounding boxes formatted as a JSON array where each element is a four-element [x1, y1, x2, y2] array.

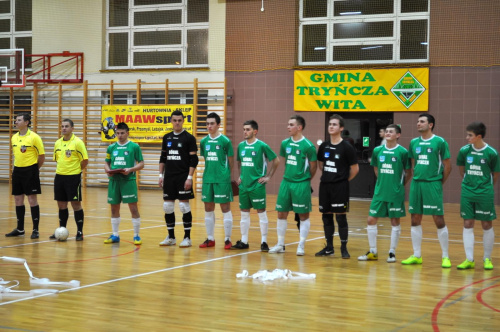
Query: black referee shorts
[[54, 173, 82, 202], [12, 164, 41, 196]]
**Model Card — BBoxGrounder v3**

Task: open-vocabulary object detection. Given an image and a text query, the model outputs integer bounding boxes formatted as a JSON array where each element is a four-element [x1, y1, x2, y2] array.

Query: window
[[299, 0, 429, 65], [0, 0, 32, 69], [106, 0, 209, 69]]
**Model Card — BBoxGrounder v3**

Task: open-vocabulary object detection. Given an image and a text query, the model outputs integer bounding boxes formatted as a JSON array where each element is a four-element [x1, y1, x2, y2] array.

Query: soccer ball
[[54, 227, 69, 241]]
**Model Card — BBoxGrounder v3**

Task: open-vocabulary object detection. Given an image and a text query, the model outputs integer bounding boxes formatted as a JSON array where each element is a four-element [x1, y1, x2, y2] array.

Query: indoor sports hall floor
[[0, 184, 498, 331]]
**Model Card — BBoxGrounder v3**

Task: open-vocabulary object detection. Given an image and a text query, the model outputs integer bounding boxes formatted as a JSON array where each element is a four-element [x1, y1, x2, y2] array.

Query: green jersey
[[409, 135, 450, 182], [237, 139, 277, 190], [200, 133, 234, 184], [105, 140, 144, 180], [457, 144, 500, 200], [280, 136, 317, 183], [371, 144, 411, 202]]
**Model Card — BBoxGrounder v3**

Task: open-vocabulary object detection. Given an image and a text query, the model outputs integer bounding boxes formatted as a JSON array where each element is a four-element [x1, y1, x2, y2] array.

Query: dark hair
[[290, 115, 306, 130], [171, 110, 184, 118], [207, 112, 221, 125], [418, 113, 435, 131], [466, 121, 486, 138], [329, 114, 345, 128], [386, 124, 401, 134], [116, 122, 129, 131], [62, 118, 74, 127], [243, 120, 258, 130], [343, 129, 350, 136], [16, 112, 31, 126]]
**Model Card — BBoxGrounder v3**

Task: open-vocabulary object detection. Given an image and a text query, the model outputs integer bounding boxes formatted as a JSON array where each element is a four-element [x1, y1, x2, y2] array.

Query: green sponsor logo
[[391, 71, 426, 108], [363, 137, 369, 147]]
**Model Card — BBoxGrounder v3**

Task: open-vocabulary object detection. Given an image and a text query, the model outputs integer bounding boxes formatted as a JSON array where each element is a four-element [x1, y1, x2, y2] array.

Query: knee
[[179, 201, 191, 214], [336, 214, 348, 228], [163, 201, 175, 214], [322, 214, 334, 226]]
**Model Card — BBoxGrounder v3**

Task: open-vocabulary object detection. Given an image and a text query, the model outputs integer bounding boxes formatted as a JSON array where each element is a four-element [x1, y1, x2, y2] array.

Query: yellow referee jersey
[[54, 134, 89, 175], [11, 129, 45, 167]]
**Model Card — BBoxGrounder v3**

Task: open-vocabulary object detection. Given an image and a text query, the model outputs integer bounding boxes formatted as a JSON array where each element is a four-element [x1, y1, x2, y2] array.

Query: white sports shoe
[[159, 236, 176, 246], [296, 243, 305, 256], [179, 237, 192, 248], [268, 244, 285, 254]]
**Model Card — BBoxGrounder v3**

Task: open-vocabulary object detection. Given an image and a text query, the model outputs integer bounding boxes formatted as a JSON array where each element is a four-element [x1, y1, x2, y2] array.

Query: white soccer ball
[[54, 227, 69, 241]]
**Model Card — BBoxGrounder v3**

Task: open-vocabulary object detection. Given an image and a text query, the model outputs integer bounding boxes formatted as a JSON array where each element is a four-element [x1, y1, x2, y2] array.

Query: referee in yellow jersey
[[6, 113, 45, 239], [50, 119, 88, 241]]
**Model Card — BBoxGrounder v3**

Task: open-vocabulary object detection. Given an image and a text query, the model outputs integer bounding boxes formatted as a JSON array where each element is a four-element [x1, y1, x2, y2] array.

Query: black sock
[[322, 214, 334, 248], [31, 205, 40, 231], [295, 213, 301, 231], [16, 205, 25, 231], [336, 214, 349, 249], [165, 213, 175, 238], [74, 209, 84, 232], [59, 208, 69, 228], [183, 212, 192, 239]]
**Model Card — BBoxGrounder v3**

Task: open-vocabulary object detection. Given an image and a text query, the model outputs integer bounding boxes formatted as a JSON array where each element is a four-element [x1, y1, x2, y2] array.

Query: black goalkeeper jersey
[[159, 130, 198, 176]]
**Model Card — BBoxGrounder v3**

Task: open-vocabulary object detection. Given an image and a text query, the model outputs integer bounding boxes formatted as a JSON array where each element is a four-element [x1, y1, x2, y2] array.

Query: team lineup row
[[6, 112, 500, 270]]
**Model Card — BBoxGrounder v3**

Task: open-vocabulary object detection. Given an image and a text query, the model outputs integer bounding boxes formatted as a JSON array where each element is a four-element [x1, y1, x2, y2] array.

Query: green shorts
[[460, 196, 497, 221], [108, 178, 138, 204], [409, 180, 444, 215], [369, 199, 406, 219], [202, 183, 233, 204], [276, 180, 312, 214], [239, 184, 266, 210]]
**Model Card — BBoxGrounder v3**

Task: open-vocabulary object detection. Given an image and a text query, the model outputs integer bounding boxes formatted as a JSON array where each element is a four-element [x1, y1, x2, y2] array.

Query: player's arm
[[228, 154, 234, 173], [124, 160, 144, 175], [493, 172, 499, 185], [348, 163, 359, 181], [318, 160, 324, 173], [458, 165, 465, 179], [442, 158, 452, 184], [184, 151, 199, 190], [236, 160, 242, 185], [373, 166, 378, 178], [258, 156, 280, 184], [104, 161, 112, 175], [404, 168, 413, 185], [80, 159, 89, 171], [309, 160, 317, 180], [159, 162, 165, 187], [37, 154, 45, 169]]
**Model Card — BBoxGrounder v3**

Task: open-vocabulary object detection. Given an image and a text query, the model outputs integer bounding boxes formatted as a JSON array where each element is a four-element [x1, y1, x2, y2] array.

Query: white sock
[[367, 225, 377, 254], [390, 225, 401, 253], [411, 225, 423, 257], [111, 217, 120, 236], [132, 218, 140, 237], [240, 211, 250, 244], [463, 228, 474, 261], [277, 219, 287, 246], [205, 211, 215, 241], [299, 218, 310, 244], [223, 211, 233, 241], [483, 228, 495, 260], [258, 212, 268, 243], [437, 226, 449, 258]]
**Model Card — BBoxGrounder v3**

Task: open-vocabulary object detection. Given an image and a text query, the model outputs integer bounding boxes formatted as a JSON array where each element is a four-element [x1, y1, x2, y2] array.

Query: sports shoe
[[159, 236, 176, 246], [224, 240, 233, 250], [341, 248, 350, 259], [358, 251, 378, 261], [199, 239, 215, 248], [387, 252, 396, 263], [179, 237, 192, 248], [76, 231, 84, 241], [30, 230, 39, 239], [268, 244, 285, 254], [231, 240, 249, 249], [49, 233, 57, 240], [457, 259, 474, 270], [315, 246, 334, 257], [296, 243, 305, 256], [5, 229, 25, 237], [401, 255, 422, 265], [484, 258, 494, 270], [133, 236, 142, 245], [442, 257, 451, 268], [104, 235, 120, 244], [261, 242, 269, 252]]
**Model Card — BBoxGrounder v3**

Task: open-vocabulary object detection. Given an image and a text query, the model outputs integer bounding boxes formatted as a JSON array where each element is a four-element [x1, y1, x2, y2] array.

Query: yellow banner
[[294, 68, 428, 112], [101, 105, 194, 142]]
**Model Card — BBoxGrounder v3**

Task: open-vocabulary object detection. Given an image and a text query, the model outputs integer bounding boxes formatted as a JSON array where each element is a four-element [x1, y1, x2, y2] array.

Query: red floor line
[[476, 284, 500, 313]]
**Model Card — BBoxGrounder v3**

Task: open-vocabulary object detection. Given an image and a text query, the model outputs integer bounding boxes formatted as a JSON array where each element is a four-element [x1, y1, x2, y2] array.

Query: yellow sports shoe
[[442, 257, 452, 268], [401, 255, 422, 265], [133, 236, 142, 245], [358, 251, 378, 261], [484, 258, 494, 270], [457, 259, 474, 270], [104, 235, 120, 244]]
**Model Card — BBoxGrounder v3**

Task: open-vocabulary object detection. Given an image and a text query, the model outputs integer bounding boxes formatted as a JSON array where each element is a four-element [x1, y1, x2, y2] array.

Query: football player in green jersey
[[402, 114, 452, 268], [358, 124, 411, 263], [232, 120, 279, 251], [104, 122, 145, 245], [456, 122, 499, 270]]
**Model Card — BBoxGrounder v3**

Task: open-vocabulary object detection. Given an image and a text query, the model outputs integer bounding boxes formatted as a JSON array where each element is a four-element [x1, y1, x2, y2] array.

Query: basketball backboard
[[0, 49, 25, 87]]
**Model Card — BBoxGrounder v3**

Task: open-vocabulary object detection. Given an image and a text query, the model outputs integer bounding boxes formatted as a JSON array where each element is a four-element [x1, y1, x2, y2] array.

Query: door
[[324, 112, 393, 198]]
